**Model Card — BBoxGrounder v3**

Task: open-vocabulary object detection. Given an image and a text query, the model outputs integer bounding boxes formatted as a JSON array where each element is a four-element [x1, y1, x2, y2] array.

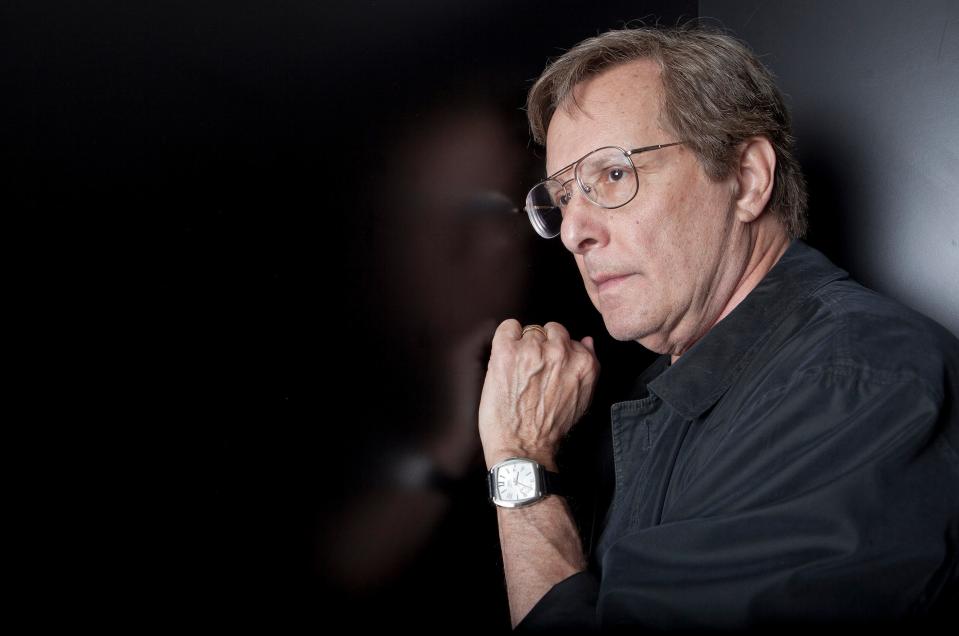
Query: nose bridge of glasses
[[551, 175, 588, 208], [537, 173, 573, 202]]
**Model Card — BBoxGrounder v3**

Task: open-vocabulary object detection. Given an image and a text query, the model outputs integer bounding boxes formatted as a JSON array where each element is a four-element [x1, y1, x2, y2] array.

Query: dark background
[[5, 0, 955, 630]]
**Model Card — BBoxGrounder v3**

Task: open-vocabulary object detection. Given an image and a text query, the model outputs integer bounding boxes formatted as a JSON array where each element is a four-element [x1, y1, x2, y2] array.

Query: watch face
[[496, 460, 538, 502]]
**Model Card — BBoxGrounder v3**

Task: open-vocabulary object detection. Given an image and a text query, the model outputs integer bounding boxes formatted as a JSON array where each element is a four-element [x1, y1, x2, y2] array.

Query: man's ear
[[734, 137, 776, 224]]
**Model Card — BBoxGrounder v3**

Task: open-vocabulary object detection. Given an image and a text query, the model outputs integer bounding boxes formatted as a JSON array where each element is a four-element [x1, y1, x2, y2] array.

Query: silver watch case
[[488, 457, 548, 508]]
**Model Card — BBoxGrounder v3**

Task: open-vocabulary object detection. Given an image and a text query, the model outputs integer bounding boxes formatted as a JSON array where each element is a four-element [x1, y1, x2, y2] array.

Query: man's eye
[[559, 192, 572, 206], [607, 168, 624, 182]]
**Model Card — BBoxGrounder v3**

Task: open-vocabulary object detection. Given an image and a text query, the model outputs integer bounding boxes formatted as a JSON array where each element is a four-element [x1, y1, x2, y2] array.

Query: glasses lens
[[576, 147, 637, 208], [525, 180, 566, 238]]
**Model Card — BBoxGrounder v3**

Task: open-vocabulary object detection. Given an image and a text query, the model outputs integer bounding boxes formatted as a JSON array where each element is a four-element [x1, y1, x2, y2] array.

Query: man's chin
[[603, 319, 668, 351], [603, 319, 647, 343]]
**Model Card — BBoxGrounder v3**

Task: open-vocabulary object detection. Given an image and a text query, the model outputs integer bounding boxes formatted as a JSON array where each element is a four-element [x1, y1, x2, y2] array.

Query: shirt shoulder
[[666, 275, 959, 521], [757, 276, 959, 400]]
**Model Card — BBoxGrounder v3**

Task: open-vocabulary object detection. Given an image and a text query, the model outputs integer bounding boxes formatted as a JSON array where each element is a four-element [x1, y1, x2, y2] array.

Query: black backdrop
[[2, 1, 692, 629]]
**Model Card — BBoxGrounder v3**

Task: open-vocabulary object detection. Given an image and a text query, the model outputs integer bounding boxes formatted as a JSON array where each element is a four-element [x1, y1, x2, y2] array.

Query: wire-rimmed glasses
[[524, 142, 684, 239]]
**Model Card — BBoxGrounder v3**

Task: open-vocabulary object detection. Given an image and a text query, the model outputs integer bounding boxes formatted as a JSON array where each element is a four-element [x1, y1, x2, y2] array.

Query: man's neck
[[670, 227, 792, 365]]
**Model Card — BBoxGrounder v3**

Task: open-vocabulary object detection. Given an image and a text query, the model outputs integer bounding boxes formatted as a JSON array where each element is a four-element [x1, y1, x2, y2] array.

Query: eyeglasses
[[524, 142, 684, 239]]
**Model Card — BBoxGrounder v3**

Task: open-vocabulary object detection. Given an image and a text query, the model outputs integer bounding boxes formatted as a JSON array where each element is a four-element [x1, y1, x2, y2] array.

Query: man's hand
[[478, 319, 600, 470]]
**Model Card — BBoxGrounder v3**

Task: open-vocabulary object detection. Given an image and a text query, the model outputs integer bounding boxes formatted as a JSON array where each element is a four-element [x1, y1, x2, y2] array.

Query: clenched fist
[[478, 319, 600, 470]]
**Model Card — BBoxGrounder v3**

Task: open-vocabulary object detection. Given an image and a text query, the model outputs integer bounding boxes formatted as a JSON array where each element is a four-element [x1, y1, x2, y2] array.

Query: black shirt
[[515, 239, 959, 632]]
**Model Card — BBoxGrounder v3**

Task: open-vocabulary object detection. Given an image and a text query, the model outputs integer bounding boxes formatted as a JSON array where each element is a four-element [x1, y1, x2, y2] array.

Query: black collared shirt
[[515, 239, 959, 632]]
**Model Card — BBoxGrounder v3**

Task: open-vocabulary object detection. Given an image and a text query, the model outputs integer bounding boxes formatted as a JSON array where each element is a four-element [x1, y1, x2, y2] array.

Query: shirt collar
[[643, 239, 849, 419]]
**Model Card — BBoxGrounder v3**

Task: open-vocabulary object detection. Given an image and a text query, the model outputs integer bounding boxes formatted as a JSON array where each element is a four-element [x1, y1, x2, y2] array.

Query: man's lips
[[592, 273, 633, 291]]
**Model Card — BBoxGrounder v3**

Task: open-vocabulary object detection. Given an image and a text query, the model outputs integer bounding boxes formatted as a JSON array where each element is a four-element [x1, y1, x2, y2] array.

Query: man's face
[[545, 59, 742, 355]]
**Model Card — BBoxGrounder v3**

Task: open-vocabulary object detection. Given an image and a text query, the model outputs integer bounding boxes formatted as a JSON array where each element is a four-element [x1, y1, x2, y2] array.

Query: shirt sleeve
[[514, 569, 601, 632]]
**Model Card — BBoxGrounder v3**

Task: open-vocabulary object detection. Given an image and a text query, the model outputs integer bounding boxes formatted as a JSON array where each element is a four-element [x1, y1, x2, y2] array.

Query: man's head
[[527, 25, 807, 239], [525, 25, 806, 355]]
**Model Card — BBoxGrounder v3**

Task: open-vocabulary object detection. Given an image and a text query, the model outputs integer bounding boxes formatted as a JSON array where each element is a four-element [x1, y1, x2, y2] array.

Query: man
[[478, 25, 958, 632]]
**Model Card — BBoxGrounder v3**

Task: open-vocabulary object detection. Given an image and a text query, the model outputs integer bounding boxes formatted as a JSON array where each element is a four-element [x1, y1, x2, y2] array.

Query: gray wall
[[701, 0, 959, 336]]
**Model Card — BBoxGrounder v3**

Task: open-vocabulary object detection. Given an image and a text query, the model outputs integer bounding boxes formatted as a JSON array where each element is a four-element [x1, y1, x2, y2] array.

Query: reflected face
[[545, 59, 740, 354], [386, 109, 529, 340]]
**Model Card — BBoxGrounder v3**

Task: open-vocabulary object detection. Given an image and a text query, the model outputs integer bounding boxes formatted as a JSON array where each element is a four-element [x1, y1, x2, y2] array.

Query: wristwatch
[[487, 457, 567, 508]]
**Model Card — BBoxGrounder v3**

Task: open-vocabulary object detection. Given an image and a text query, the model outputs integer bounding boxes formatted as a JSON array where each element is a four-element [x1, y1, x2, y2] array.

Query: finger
[[496, 318, 523, 342], [543, 321, 570, 342], [521, 324, 549, 342]]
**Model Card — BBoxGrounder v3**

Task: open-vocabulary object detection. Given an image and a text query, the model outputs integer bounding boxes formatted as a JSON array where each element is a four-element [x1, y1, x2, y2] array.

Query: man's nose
[[559, 186, 607, 254]]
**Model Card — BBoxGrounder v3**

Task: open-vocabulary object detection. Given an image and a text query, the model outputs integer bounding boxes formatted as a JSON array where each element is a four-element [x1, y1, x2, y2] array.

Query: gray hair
[[526, 24, 808, 239]]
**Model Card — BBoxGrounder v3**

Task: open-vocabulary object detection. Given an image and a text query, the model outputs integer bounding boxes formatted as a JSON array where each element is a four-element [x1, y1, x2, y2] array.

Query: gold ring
[[522, 324, 548, 338]]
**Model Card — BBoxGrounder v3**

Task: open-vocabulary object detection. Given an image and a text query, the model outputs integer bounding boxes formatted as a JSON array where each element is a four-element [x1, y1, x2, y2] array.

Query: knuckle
[[500, 318, 521, 332], [492, 319, 520, 346], [545, 321, 569, 337], [578, 353, 599, 374]]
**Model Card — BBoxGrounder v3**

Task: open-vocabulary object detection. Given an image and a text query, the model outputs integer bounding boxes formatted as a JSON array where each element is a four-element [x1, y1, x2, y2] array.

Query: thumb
[[581, 335, 597, 356]]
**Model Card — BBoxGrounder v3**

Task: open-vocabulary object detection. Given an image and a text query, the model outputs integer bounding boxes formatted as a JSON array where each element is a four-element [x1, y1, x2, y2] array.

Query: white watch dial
[[497, 462, 537, 501]]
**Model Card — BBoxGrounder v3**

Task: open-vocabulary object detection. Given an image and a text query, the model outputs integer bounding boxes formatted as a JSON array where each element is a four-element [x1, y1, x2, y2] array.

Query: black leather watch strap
[[541, 467, 567, 497]]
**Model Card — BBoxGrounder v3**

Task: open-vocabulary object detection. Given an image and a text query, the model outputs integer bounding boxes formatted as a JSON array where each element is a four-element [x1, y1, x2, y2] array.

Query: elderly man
[[478, 25, 958, 631]]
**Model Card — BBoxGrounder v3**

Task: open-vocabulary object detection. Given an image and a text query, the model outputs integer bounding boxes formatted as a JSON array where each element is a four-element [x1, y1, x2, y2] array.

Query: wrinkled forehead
[[544, 59, 665, 176]]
